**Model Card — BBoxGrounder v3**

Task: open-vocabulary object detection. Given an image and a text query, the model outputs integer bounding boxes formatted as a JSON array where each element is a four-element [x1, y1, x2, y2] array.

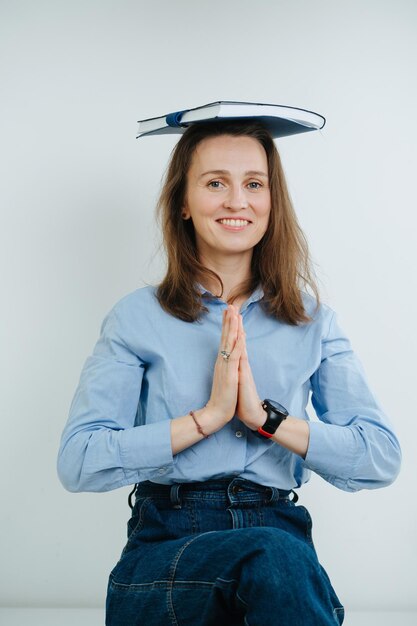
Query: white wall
[[1, 0, 416, 611]]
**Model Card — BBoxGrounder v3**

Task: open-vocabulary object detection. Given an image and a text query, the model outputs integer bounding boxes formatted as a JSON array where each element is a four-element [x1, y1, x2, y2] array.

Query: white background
[[1, 0, 416, 613]]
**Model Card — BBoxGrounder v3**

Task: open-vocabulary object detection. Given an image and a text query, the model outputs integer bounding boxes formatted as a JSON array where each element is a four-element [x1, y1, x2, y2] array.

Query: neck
[[198, 250, 253, 303]]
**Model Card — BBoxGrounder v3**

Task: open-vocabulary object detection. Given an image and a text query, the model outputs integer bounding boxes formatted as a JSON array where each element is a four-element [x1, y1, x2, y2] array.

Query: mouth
[[216, 218, 251, 230]]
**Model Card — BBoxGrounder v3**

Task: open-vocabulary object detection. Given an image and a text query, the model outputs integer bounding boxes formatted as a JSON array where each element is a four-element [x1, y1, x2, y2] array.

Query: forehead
[[189, 135, 267, 173]]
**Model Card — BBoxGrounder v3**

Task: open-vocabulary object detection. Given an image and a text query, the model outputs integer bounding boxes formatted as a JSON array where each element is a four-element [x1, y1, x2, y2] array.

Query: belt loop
[[128, 483, 138, 510], [267, 486, 280, 503], [170, 484, 182, 509], [290, 490, 299, 503]]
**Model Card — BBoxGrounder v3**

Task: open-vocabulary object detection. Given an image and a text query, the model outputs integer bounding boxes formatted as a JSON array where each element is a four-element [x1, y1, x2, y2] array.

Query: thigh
[[106, 524, 324, 626], [106, 531, 218, 626], [106, 492, 344, 626]]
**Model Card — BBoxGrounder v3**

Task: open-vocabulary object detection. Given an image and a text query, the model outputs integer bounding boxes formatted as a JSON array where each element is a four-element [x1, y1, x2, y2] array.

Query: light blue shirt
[[57, 285, 401, 493]]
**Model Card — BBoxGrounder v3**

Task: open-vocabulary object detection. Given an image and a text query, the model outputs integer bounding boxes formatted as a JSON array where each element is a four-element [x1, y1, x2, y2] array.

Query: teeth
[[218, 219, 249, 227]]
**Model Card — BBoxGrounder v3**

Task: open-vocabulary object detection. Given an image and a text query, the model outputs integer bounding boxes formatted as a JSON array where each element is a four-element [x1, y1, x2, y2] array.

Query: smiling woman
[[181, 134, 271, 292], [57, 114, 401, 626], [157, 120, 320, 323]]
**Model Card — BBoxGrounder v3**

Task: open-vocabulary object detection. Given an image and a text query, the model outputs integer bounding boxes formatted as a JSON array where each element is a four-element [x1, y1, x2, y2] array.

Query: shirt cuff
[[118, 420, 173, 471], [304, 420, 357, 479]]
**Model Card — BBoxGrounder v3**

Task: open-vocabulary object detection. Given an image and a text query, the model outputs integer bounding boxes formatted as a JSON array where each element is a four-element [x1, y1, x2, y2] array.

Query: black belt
[[128, 477, 298, 509]]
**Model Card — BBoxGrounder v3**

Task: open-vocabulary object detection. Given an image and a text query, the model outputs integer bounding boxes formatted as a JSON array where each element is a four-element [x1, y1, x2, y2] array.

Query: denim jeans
[[106, 477, 344, 625]]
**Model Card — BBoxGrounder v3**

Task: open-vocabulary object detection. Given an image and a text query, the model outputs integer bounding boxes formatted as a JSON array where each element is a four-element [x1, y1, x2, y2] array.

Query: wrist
[[192, 406, 224, 436], [252, 399, 289, 440], [243, 400, 265, 431], [271, 416, 310, 458]]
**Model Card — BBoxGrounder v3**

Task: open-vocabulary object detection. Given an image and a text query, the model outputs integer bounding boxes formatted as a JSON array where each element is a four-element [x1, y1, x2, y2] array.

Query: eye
[[248, 181, 262, 189], [208, 180, 224, 189]]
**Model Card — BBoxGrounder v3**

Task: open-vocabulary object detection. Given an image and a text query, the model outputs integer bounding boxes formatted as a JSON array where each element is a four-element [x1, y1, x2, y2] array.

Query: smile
[[217, 218, 251, 229]]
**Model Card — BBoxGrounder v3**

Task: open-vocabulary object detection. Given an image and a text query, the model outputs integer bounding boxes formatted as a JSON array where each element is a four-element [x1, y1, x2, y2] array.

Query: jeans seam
[[237, 590, 250, 626], [216, 577, 239, 584], [236, 590, 248, 608], [133, 497, 153, 535], [299, 505, 314, 545], [120, 497, 153, 558], [167, 533, 211, 625]]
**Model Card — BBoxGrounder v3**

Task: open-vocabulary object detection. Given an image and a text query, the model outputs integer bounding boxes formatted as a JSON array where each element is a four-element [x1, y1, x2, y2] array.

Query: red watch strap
[[257, 426, 274, 439]]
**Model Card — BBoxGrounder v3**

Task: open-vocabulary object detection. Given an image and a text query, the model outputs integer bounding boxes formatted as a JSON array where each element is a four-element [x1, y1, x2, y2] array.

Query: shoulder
[[300, 291, 336, 334], [101, 285, 163, 332], [96, 285, 168, 352], [111, 284, 159, 315]]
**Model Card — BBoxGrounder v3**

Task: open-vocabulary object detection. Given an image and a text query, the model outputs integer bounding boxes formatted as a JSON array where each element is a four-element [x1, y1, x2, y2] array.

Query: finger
[[219, 307, 231, 353], [231, 332, 245, 365], [230, 315, 244, 354], [238, 314, 244, 335], [227, 308, 239, 352], [218, 308, 239, 364], [219, 306, 237, 363], [236, 317, 249, 365], [239, 315, 248, 354], [237, 314, 245, 341]]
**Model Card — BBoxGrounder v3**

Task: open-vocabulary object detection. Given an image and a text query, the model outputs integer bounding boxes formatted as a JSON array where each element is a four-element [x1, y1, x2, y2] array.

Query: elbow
[[57, 471, 83, 493], [370, 427, 402, 488], [57, 430, 128, 493], [57, 433, 95, 493], [57, 451, 85, 493], [348, 428, 402, 491], [378, 439, 402, 487]]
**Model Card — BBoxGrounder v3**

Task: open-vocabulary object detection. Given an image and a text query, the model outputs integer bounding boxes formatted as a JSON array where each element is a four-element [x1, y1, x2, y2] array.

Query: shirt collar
[[244, 285, 264, 306], [195, 282, 264, 308]]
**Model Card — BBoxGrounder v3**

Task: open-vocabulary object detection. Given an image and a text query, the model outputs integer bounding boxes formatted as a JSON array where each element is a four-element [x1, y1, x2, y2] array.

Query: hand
[[236, 315, 265, 431], [202, 305, 245, 434]]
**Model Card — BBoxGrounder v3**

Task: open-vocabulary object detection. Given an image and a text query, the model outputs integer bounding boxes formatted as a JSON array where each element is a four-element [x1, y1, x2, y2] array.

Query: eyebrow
[[198, 169, 269, 179]]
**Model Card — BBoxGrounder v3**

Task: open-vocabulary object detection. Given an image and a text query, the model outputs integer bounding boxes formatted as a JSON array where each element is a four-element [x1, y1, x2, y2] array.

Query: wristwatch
[[253, 399, 288, 439]]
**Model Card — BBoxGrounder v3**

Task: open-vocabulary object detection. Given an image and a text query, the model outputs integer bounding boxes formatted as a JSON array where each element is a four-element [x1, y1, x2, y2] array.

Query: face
[[182, 134, 271, 263]]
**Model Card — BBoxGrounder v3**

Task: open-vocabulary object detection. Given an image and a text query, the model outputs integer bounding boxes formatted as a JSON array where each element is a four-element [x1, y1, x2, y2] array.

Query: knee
[[232, 529, 341, 623], [243, 527, 314, 563], [236, 528, 321, 593]]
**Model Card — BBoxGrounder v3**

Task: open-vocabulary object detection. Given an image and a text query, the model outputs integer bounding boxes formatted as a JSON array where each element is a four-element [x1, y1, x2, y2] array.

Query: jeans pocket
[[267, 500, 315, 547], [297, 504, 314, 545], [121, 496, 153, 556]]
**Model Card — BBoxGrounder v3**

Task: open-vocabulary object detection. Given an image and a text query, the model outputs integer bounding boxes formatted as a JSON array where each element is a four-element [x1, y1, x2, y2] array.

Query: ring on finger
[[220, 350, 231, 362]]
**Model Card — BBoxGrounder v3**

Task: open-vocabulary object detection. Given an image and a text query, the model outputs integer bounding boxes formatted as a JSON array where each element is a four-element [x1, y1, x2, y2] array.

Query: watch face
[[265, 399, 288, 415]]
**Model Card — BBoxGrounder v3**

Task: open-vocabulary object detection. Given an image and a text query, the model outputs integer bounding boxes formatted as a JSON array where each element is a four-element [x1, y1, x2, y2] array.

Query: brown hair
[[156, 120, 319, 324]]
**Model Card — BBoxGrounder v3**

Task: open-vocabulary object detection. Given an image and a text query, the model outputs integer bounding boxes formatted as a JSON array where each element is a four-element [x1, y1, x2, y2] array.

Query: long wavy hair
[[156, 120, 319, 324]]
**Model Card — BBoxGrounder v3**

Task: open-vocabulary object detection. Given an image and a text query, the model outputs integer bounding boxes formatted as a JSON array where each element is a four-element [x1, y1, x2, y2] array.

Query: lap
[[106, 480, 344, 625], [109, 525, 315, 587], [107, 527, 328, 626]]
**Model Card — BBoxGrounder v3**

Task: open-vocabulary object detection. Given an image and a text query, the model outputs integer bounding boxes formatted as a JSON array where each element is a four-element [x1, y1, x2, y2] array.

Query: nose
[[223, 184, 249, 211]]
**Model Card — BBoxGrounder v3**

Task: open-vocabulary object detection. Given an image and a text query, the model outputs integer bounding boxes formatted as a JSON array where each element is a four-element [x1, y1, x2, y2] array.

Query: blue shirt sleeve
[[57, 305, 173, 492], [304, 310, 401, 491]]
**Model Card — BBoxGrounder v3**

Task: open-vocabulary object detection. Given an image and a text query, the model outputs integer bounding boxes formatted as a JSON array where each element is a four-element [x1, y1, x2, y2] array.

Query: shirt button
[[235, 430, 243, 438], [157, 467, 167, 475]]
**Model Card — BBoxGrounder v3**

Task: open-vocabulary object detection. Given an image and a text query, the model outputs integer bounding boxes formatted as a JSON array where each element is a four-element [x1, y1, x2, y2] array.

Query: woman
[[57, 119, 401, 625]]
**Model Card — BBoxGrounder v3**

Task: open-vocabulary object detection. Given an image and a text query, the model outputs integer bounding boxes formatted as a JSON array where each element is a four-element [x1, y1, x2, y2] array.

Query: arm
[[235, 313, 310, 457], [171, 305, 246, 452], [304, 311, 401, 491], [236, 310, 401, 492], [57, 303, 244, 492], [57, 306, 174, 492]]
